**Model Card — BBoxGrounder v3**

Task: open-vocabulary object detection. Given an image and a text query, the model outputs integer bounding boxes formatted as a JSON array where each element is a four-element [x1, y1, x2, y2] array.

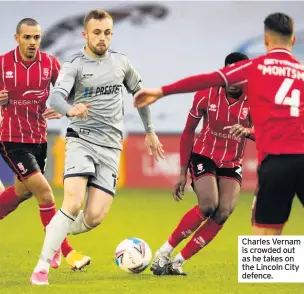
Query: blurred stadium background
[[1, 2, 304, 293]]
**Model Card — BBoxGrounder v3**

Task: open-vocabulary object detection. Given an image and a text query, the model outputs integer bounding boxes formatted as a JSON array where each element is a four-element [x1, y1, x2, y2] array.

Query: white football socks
[[69, 210, 93, 235], [34, 209, 75, 273], [159, 241, 174, 255]]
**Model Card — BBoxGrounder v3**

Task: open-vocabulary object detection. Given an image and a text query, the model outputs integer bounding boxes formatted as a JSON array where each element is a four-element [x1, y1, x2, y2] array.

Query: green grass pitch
[[0, 188, 303, 294]]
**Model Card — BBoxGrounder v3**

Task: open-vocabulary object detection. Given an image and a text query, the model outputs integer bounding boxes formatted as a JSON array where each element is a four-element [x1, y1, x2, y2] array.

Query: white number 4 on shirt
[[275, 78, 300, 117]]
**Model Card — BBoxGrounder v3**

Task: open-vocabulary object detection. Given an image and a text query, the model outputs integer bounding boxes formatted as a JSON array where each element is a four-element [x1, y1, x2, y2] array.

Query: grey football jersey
[[53, 48, 143, 150]]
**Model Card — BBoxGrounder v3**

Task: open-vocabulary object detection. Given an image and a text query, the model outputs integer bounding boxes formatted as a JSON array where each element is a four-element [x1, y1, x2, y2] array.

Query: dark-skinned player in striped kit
[[150, 52, 256, 275]]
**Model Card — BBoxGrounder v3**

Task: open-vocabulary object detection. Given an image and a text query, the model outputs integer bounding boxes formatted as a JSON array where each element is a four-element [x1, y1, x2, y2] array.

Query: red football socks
[[39, 203, 73, 257], [0, 186, 20, 220], [168, 205, 206, 248], [180, 218, 223, 260]]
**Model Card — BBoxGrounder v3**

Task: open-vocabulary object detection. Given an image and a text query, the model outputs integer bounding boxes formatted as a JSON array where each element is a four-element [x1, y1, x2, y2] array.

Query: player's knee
[[198, 198, 218, 217], [86, 216, 102, 228], [36, 188, 55, 204], [86, 203, 112, 228], [85, 212, 104, 228], [62, 189, 86, 216], [15, 185, 32, 199], [63, 198, 82, 216], [212, 207, 234, 225], [198, 205, 216, 218]]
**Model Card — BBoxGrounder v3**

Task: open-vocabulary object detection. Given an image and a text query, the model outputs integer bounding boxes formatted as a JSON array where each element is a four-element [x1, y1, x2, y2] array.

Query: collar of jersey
[[81, 47, 110, 61], [14, 46, 42, 63], [269, 48, 292, 55]]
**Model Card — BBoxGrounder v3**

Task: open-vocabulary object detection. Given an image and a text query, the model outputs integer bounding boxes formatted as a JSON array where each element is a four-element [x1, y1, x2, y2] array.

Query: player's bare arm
[[173, 166, 188, 202], [173, 101, 203, 201], [136, 102, 165, 161], [42, 108, 63, 120], [229, 125, 255, 141], [0, 90, 9, 106], [144, 133, 165, 162], [133, 88, 164, 108], [228, 124, 251, 140]]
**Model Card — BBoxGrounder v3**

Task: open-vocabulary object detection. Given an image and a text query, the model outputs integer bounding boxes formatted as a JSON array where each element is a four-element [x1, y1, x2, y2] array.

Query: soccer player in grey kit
[[30, 10, 165, 285]]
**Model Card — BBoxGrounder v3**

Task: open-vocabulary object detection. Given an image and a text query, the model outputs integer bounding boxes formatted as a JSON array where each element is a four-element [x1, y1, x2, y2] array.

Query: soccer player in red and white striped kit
[[0, 18, 90, 270], [150, 52, 255, 275]]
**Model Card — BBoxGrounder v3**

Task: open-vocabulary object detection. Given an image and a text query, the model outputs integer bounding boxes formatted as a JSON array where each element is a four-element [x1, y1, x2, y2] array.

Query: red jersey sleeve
[[189, 90, 208, 118], [51, 56, 61, 86], [161, 60, 252, 96], [162, 72, 224, 95], [217, 59, 252, 88], [180, 90, 207, 167]]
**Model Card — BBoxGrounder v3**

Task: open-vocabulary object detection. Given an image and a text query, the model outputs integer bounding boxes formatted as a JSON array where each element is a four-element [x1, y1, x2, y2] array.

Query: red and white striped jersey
[[0, 47, 60, 143], [190, 87, 252, 168], [218, 49, 304, 164]]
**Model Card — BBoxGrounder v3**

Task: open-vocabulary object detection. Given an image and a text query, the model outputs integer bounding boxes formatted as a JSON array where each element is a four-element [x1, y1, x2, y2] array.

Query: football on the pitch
[[114, 238, 152, 273]]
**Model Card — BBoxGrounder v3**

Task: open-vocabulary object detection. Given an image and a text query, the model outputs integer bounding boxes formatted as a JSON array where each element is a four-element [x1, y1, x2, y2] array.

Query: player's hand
[[67, 103, 91, 119], [145, 133, 165, 162], [227, 124, 249, 139], [0, 90, 9, 106], [173, 174, 187, 202], [133, 88, 164, 108], [42, 108, 63, 120]]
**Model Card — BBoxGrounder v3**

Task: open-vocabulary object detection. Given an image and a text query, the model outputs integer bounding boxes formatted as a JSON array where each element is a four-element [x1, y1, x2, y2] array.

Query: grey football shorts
[[64, 137, 120, 196]]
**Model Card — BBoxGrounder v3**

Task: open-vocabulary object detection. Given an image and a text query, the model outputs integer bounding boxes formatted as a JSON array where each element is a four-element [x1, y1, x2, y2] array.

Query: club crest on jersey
[[197, 163, 205, 174], [42, 68, 50, 80], [5, 71, 14, 78], [240, 107, 249, 119], [208, 104, 217, 112], [17, 162, 28, 175]]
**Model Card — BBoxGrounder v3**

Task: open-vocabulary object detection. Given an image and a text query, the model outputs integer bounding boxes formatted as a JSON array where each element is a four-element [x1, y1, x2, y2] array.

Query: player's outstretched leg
[[151, 176, 218, 276], [31, 177, 91, 285], [22, 174, 90, 271], [0, 177, 32, 220], [150, 205, 207, 275], [167, 177, 239, 276], [0, 174, 89, 272]]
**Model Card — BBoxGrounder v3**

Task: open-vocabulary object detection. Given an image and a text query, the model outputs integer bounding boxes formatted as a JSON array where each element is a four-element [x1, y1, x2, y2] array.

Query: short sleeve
[[51, 56, 61, 86], [53, 61, 77, 96], [189, 90, 209, 118]]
